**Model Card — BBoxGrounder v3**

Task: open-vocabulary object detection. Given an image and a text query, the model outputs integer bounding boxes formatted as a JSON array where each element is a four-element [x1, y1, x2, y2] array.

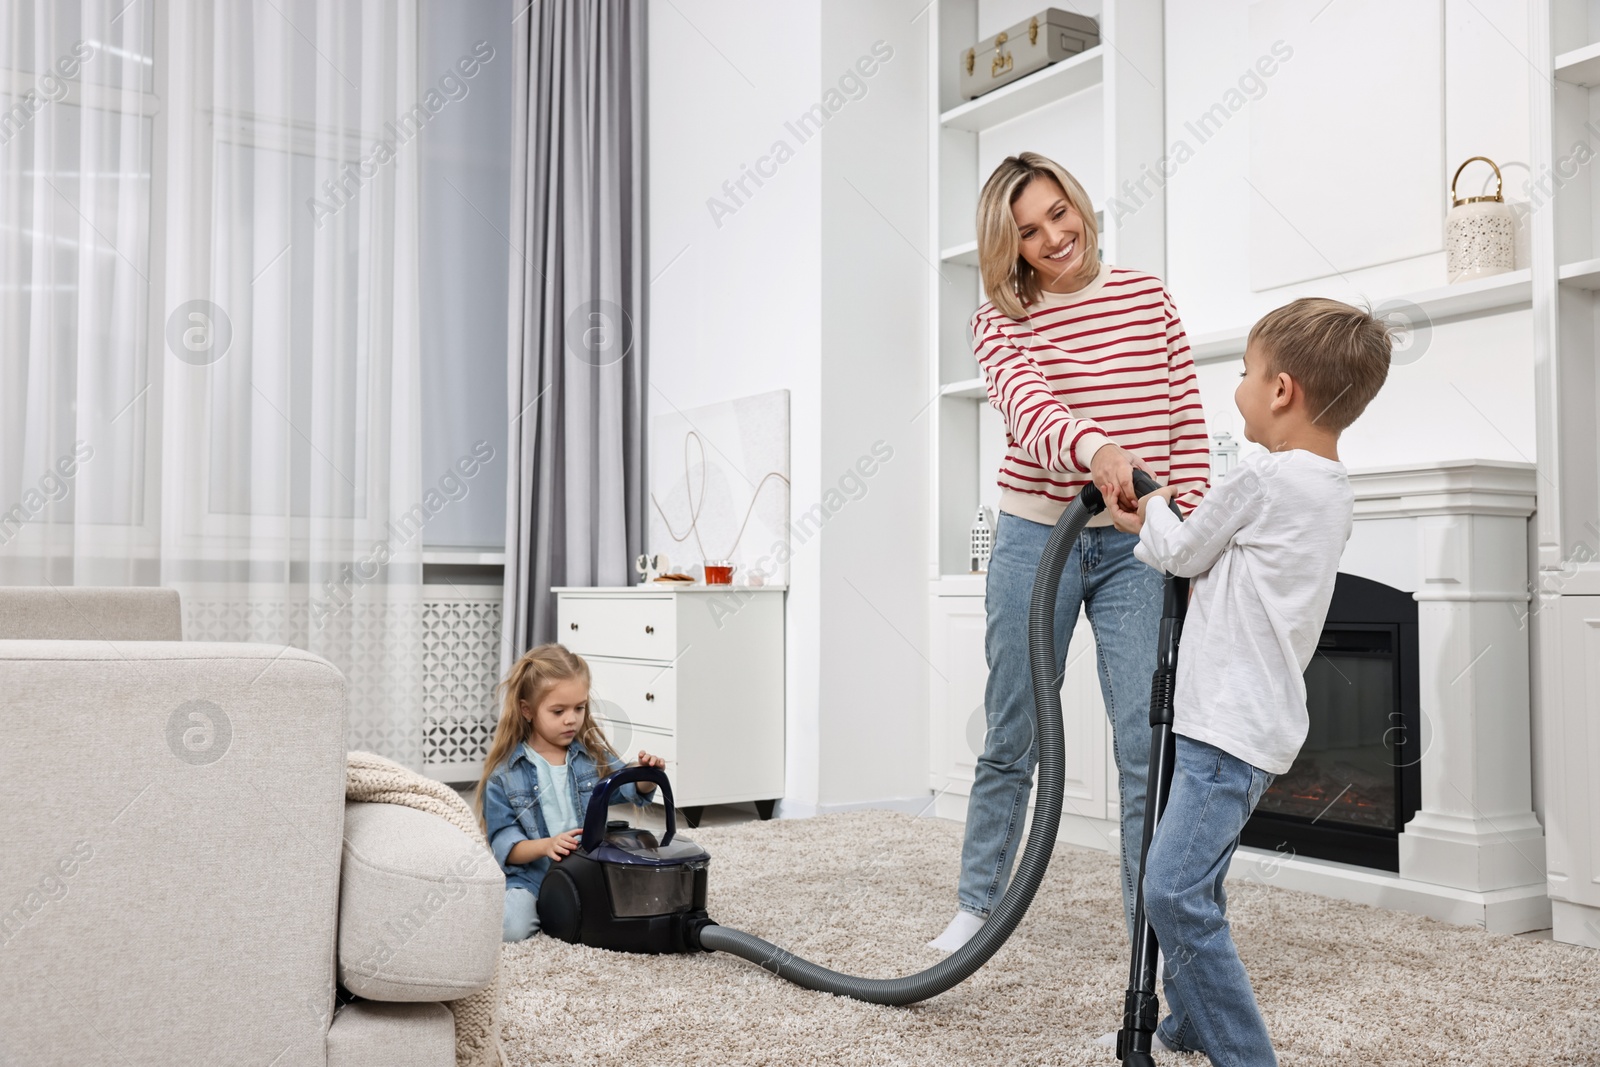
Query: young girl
[[476, 642, 666, 942]]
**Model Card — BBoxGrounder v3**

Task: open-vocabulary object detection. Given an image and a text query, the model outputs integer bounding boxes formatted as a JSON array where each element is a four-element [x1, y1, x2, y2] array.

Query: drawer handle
[[569, 622, 578, 631], [644, 624, 654, 634], [645, 692, 655, 701]]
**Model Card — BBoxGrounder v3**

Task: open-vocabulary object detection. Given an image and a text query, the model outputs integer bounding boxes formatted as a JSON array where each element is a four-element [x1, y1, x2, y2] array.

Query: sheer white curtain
[[1, 0, 428, 767]]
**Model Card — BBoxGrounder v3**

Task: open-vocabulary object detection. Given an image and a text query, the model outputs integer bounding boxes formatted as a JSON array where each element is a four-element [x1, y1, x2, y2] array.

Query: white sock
[[926, 910, 984, 951]]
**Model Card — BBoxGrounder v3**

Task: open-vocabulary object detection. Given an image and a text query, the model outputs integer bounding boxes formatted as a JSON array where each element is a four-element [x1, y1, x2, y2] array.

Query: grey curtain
[[503, 0, 648, 666]]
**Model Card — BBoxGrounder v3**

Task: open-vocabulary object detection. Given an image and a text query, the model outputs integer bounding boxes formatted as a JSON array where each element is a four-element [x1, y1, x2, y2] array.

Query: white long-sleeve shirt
[[1134, 449, 1354, 774]]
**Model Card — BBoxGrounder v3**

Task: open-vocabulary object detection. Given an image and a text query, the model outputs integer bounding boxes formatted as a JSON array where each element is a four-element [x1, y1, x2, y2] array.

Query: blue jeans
[[503, 887, 540, 942], [1146, 736, 1278, 1066], [957, 511, 1164, 940]]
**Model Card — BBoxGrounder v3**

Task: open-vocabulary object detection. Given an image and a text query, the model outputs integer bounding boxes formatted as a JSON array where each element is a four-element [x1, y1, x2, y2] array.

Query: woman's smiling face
[[1010, 176, 1087, 292]]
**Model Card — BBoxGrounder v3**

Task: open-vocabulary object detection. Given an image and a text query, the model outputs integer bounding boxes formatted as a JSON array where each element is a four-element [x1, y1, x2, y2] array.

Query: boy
[[1105, 297, 1393, 1065]]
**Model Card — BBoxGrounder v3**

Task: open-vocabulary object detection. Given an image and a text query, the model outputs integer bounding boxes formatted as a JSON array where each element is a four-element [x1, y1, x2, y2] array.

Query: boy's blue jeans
[[1146, 735, 1278, 1066], [957, 511, 1164, 940]]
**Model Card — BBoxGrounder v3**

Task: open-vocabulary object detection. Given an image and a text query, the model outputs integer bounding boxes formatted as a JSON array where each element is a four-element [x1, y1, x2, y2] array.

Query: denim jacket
[[483, 742, 654, 896]]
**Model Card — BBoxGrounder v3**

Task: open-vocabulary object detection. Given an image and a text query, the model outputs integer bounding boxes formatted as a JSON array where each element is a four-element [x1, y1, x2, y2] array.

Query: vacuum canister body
[[536, 767, 712, 954]]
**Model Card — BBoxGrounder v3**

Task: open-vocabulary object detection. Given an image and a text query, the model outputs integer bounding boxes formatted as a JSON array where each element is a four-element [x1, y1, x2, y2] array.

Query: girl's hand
[[544, 828, 582, 862], [633, 750, 665, 792]]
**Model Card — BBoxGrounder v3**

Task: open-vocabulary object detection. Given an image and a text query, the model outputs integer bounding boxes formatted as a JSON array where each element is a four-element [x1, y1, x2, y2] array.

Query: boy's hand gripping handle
[[1076, 470, 1166, 516], [584, 766, 677, 849]]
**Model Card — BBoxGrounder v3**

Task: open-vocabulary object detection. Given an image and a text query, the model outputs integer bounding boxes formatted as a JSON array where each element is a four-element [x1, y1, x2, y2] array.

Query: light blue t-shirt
[[524, 743, 581, 835]]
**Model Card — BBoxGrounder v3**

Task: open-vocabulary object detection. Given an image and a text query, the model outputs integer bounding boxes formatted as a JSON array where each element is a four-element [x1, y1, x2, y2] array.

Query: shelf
[[1188, 268, 1533, 365], [939, 377, 986, 400], [1559, 257, 1600, 289], [1189, 329, 1251, 365], [1555, 41, 1600, 86], [940, 240, 980, 266], [940, 47, 1103, 132]]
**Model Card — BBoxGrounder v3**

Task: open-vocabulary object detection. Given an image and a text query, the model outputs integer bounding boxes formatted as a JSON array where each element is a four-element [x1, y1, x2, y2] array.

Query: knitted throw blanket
[[346, 751, 507, 1067]]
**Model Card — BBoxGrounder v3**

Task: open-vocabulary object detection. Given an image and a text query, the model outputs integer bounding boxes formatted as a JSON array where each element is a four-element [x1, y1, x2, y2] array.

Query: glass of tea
[[703, 559, 735, 585]]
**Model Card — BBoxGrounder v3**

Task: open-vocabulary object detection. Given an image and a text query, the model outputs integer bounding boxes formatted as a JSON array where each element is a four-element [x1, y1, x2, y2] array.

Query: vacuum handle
[[1077, 469, 1170, 516], [584, 765, 677, 850]]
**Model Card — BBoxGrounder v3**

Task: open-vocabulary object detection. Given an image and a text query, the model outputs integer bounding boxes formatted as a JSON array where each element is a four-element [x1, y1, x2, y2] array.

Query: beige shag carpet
[[498, 811, 1600, 1066]]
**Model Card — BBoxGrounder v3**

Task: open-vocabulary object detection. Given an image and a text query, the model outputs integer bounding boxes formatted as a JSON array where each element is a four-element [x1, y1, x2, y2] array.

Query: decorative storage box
[[959, 8, 1099, 100]]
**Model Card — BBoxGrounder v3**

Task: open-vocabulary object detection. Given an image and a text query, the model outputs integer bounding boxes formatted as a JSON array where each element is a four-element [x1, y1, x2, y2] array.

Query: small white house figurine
[[970, 506, 995, 573]]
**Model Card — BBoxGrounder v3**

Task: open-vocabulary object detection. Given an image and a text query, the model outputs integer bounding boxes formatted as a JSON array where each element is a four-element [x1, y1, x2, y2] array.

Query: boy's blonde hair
[[473, 642, 624, 829], [1247, 297, 1393, 431], [976, 151, 1100, 320]]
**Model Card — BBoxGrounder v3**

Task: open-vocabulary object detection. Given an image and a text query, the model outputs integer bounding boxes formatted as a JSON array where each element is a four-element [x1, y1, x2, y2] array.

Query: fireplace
[[1238, 572, 1421, 872]]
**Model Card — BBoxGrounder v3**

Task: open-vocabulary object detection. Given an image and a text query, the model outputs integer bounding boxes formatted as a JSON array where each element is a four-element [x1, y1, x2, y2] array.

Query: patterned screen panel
[[420, 591, 503, 782], [182, 585, 501, 783]]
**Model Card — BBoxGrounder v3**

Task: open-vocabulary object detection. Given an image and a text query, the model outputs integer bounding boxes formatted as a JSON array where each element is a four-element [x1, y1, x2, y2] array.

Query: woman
[[930, 152, 1209, 954]]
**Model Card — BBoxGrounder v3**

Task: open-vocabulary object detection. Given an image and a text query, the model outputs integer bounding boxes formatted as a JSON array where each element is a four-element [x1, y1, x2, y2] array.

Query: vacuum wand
[[1116, 479, 1188, 1066]]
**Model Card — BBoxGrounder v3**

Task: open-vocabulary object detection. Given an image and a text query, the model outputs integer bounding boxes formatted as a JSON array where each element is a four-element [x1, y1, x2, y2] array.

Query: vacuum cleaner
[[538, 471, 1186, 1060]]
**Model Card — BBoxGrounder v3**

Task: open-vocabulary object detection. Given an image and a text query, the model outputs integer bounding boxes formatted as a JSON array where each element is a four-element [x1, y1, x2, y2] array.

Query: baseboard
[[929, 790, 1122, 854], [1229, 845, 1553, 935], [1552, 900, 1600, 948], [928, 792, 1554, 935]]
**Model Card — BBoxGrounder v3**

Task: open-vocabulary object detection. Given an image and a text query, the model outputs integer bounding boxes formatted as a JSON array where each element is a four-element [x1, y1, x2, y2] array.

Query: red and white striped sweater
[[972, 261, 1210, 525]]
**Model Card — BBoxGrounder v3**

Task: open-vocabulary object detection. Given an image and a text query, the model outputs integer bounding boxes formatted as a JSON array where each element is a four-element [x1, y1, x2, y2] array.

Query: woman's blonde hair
[[473, 643, 625, 829], [976, 151, 1101, 320]]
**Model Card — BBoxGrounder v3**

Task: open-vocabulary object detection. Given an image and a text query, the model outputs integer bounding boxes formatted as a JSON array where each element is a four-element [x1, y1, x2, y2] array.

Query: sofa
[[0, 587, 504, 1066]]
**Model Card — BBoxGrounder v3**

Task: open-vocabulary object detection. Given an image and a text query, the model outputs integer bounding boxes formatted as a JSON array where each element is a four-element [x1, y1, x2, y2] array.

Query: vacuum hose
[[695, 473, 1161, 1005]]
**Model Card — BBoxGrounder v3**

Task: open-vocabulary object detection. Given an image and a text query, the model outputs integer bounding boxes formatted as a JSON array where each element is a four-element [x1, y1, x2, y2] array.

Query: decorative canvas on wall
[[649, 388, 791, 585]]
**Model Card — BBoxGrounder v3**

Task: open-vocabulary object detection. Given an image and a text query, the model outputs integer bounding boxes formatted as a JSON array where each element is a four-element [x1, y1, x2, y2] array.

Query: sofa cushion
[[338, 802, 503, 1001], [0, 586, 182, 640], [0, 640, 346, 1066], [327, 1001, 455, 1067]]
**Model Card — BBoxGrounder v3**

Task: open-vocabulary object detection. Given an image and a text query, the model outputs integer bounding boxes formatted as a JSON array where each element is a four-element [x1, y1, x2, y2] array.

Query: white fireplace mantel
[[1231, 458, 1549, 934]]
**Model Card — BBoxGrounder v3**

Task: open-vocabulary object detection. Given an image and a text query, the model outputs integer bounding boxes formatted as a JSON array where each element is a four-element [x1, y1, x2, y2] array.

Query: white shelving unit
[[1530, 1, 1600, 950], [925, 0, 1164, 582], [923, 0, 1164, 839]]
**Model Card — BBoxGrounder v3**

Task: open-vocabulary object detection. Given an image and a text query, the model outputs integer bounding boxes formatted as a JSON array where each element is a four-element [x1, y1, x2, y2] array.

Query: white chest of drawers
[[552, 585, 786, 824]]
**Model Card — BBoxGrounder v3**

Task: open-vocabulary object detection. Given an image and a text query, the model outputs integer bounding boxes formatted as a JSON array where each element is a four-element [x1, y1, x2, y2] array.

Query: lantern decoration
[[970, 506, 995, 573], [1210, 431, 1240, 481], [1446, 156, 1514, 284]]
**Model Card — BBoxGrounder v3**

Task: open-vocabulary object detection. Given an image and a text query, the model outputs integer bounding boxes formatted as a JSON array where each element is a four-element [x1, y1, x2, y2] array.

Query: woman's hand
[[1090, 442, 1151, 512], [632, 750, 665, 792]]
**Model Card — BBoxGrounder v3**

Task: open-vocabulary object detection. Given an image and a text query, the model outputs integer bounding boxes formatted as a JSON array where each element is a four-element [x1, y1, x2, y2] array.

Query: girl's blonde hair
[[976, 151, 1101, 321], [473, 643, 625, 829]]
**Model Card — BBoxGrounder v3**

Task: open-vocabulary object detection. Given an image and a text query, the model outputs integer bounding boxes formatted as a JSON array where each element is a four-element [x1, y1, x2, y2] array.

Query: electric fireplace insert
[[1238, 572, 1422, 872]]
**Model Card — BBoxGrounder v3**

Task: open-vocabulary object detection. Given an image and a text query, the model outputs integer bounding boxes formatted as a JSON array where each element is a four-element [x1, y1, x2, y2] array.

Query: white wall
[[1165, 1, 1537, 468], [817, 0, 931, 808], [648, 0, 929, 811]]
